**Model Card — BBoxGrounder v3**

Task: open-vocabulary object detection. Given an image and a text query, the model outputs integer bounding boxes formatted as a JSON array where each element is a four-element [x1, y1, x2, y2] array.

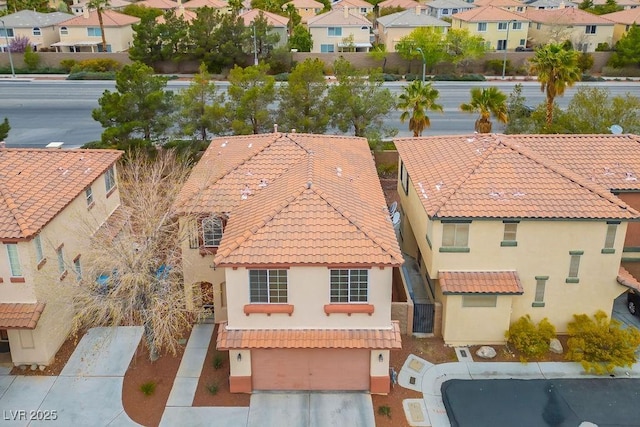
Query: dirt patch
[[10, 332, 80, 376], [122, 329, 190, 427], [192, 324, 250, 407]]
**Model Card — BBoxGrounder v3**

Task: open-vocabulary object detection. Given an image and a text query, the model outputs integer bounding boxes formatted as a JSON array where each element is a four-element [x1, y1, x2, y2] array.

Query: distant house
[[376, 7, 451, 52], [308, 7, 373, 52], [525, 6, 614, 51], [473, 0, 527, 12], [182, 0, 231, 13], [53, 9, 140, 52], [240, 9, 289, 48], [0, 10, 73, 52], [451, 6, 530, 50], [525, 0, 578, 10], [603, 8, 640, 43], [0, 148, 122, 367], [156, 5, 197, 23], [395, 134, 639, 346], [592, 0, 640, 9], [283, 0, 324, 23], [135, 0, 179, 10], [331, 0, 375, 15], [70, 0, 131, 16], [175, 132, 403, 394], [378, 0, 423, 11], [426, 0, 476, 19]]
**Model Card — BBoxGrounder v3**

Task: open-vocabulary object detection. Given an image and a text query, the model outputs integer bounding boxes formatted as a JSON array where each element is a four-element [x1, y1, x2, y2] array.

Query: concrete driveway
[[247, 393, 375, 427]]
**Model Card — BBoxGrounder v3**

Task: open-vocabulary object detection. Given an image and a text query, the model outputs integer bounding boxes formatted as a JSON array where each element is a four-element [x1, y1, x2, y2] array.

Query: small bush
[[378, 405, 391, 418], [139, 381, 156, 396], [581, 74, 604, 82], [505, 315, 556, 362], [70, 58, 122, 73], [67, 71, 117, 80], [213, 352, 224, 369], [404, 73, 419, 81], [485, 59, 511, 76], [577, 53, 594, 73], [59, 59, 78, 73], [595, 42, 611, 52], [382, 73, 400, 81], [273, 72, 289, 82], [601, 66, 640, 77], [432, 73, 485, 81], [566, 310, 640, 374], [377, 163, 397, 177], [207, 382, 219, 395], [23, 46, 40, 71]]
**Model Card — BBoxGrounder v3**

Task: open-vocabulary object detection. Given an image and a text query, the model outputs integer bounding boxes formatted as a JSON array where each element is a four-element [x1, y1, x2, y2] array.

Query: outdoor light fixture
[[379, 353, 384, 362], [237, 353, 242, 362]]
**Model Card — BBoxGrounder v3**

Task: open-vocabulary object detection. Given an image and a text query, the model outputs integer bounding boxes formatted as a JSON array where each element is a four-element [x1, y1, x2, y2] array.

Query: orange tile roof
[[332, 0, 374, 9], [602, 8, 640, 25], [216, 320, 402, 349], [182, 0, 227, 9], [452, 5, 528, 21], [0, 149, 122, 240], [525, 7, 614, 24], [394, 134, 639, 220], [176, 133, 403, 267], [512, 134, 640, 191], [439, 271, 524, 294], [284, 0, 324, 9], [240, 9, 289, 27], [58, 9, 140, 26], [134, 0, 178, 9], [618, 266, 640, 292], [0, 303, 46, 329], [308, 7, 373, 25], [474, 0, 523, 7]]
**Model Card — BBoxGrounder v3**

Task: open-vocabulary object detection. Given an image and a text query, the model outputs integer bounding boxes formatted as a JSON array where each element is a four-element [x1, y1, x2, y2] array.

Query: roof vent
[[307, 181, 312, 189], [46, 142, 64, 149], [274, 123, 278, 133]]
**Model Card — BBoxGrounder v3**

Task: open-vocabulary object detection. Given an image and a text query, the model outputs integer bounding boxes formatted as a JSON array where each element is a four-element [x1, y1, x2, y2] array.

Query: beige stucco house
[[174, 132, 403, 394], [283, 0, 324, 23], [451, 6, 530, 50], [0, 148, 122, 367], [70, 0, 131, 16], [426, 0, 476, 19], [603, 8, 640, 44], [395, 134, 639, 346], [525, 7, 615, 51], [308, 7, 373, 52], [474, 0, 527, 12], [53, 9, 140, 52], [331, 0, 375, 15], [0, 10, 73, 51], [182, 0, 231, 13], [240, 9, 289, 48], [376, 7, 451, 52]]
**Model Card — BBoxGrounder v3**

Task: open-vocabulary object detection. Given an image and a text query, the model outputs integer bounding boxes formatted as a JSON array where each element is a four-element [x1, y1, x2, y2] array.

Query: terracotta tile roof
[[0, 149, 122, 240], [603, 8, 640, 24], [378, 0, 421, 9], [332, 0, 374, 9], [618, 266, 640, 292], [377, 8, 451, 27], [439, 271, 524, 294], [512, 134, 640, 191], [308, 8, 373, 26], [182, 0, 227, 8], [58, 9, 140, 26], [394, 134, 639, 220], [240, 9, 289, 27], [284, 0, 324, 9], [0, 303, 46, 329], [474, 0, 523, 7], [452, 5, 528, 22], [217, 320, 402, 349], [176, 133, 403, 267], [134, 0, 178, 9], [525, 7, 614, 24], [156, 6, 197, 23]]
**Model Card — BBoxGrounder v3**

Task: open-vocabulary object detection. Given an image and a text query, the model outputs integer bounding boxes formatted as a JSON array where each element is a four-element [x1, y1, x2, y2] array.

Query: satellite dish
[[610, 125, 623, 135], [392, 211, 400, 226], [389, 201, 398, 216]]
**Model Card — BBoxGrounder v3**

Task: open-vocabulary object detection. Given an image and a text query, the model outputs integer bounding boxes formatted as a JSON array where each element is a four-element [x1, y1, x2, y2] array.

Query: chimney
[[416, 5, 421, 15], [559, 1, 565, 8], [46, 142, 64, 149], [83, 6, 89, 18], [0, 141, 5, 149], [344, 5, 349, 18], [274, 123, 278, 133]]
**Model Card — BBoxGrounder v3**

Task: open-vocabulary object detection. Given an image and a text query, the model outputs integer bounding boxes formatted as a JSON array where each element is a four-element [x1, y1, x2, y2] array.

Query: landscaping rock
[[38, 365, 46, 371], [30, 364, 37, 371], [476, 346, 497, 359], [19, 365, 26, 371], [549, 338, 563, 354]]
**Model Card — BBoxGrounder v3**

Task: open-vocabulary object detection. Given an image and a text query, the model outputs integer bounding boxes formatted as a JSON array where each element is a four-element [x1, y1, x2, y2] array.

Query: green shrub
[[213, 352, 224, 369], [602, 66, 640, 77], [139, 381, 156, 396], [376, 163, 397, 177], [595, 42, 611, 52], [273, 72, 289, 82], [566, 310, 640, 374], [383, 73, 400, 81], [59, 59, 78, 73], [581, 74, 604, 82], [485, 59, 511, 76], [207, 382, 219, 395], [378, 405, 391, 418], [432, 73, 485, 81], [577, 53, 594, 73], [67, 71, 117, 80], [70, 58, 122, 73], [404, 73, 419, 81], [505, 315, 556, 361], [23, 46, 40, 71]]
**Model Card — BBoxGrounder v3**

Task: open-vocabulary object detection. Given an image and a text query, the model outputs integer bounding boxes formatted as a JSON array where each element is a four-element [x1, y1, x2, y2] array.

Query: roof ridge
[[432, 136, 500, 218], [501, 137, 639, 215]]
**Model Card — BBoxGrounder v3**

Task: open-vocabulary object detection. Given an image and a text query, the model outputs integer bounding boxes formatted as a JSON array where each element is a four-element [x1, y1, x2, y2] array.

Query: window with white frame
[[249, 270, 288, 303], [585, 25, 596, 34], [86, 187, 94, 206], [6, 244, 22, 277], [533, 276, 548, 307], [330, 269, 368, 303], [498, 22, 508, 30], [202, 216, 224, 247], [442, 222, 469, 248], [328, 27, 342, 37], [442, 8, 449, 14], [462, 295, 496, 307], [452, 8, 458, 13], [33, 27, 41, 36], [400, 160, 409, 195], [360, 7, 367, 13], [60, 26, 68, 36], [105, 166, 115, 192], [87, 27, 102, 37], [512, 22, 522, 30], [477, 22, 487, 32], [519, 39, 526, 46], [0, 28, 14, 38], [34, 235, 44, 264], [320, 44, 335, 53], [517, 6, 524, 11]]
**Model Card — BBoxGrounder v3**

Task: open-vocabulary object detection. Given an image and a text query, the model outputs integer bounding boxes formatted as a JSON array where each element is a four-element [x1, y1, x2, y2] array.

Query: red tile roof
[[473, 0, 523, 8], [182, 0, 227, 8], [0, 149, 122, 240], [0, 303, 46, 329], [439, 271, 524, 294], [58, 9, 140, 26], [216, 320, 402, 349], [603, 8, 640, 24], [176, 133, 403, 267], [133, 0, 178, 9], [394, 134, 639, 220], [618, 266, 640, 292], [525, 7, 614, 24], [240, 9, 289, 27], [452, 5, 528, 22]]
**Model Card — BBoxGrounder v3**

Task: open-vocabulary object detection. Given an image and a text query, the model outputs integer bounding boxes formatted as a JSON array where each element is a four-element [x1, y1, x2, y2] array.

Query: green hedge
[[67, 71, 117, 80]]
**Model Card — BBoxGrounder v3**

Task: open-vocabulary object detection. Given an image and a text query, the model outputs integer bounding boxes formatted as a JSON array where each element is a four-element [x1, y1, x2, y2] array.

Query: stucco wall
[[617, 192, 640, 250]]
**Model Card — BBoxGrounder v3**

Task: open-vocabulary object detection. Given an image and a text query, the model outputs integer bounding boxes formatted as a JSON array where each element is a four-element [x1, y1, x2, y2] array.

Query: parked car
[[515, 46, 534, 52], [627, 288, 640, 316]]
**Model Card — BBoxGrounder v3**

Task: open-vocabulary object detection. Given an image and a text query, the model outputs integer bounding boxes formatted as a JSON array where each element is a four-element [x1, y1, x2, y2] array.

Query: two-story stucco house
[[376, 7, 451, 52], [53, 9, 140, 52], [282, 0, 324, 24], [240, 9, 289, 48], [174, 132, 403, 393], [308, 7, 373, 52], [395, 134, 638, 346], [0, 10, 73, 51], [0, 148, 122, 367], [603, 8, 640, 44], [451, 6, 530, 50], [426, 0, 476, 19]]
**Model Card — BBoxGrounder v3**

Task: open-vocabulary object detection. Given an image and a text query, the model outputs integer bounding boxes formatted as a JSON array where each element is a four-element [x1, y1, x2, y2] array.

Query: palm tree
[[87, 0, 110, 53], [529, 43, 581, 128], [397, 80, 443, 137], [459, 87, 508, 133]]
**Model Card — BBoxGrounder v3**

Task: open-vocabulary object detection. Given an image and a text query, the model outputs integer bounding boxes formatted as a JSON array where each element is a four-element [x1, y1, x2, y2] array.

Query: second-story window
[[585, 25, 597, 34], [105, 166, 116, 192], [249, 270, 288, 303], [86, 187, 94, 206], [512, 22, 522, 30], [603, 222, 618, 252], [60, 26, 68, 36], [34, 235, 44, 264], [328, 27, 342, 37], [330, 269, 368, 303], [6, 244, 22, 277], [56, 245, 65, 274], [87, 27, 102, 37], [442, 222, 469, 248], [501, 221, 518, 246], [566, 250, 583, 283], [477, 22, 487, 32], [33, 27, 41, 36], [202, 216, 224, 247], [498, 22, 508, 30]]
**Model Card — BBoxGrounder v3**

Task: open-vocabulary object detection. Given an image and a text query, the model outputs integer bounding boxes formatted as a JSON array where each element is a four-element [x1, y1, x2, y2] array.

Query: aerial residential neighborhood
[[1, 0, 640, 425]]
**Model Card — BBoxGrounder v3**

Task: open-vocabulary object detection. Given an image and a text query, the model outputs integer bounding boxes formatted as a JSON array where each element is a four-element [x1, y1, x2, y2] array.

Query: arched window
[[33, 27, 41, 36], [202, 216, 223, 247], [60, 26, 68, 36]]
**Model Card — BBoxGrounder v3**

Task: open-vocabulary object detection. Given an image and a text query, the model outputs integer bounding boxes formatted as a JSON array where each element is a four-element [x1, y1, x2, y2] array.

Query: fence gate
[[413, 303, 434, 334]]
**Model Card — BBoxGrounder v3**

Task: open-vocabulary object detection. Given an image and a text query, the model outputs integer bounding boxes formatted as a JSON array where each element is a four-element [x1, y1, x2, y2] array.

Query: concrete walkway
[[0, 327, 143, 427], [398, 352, 640, 427]]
